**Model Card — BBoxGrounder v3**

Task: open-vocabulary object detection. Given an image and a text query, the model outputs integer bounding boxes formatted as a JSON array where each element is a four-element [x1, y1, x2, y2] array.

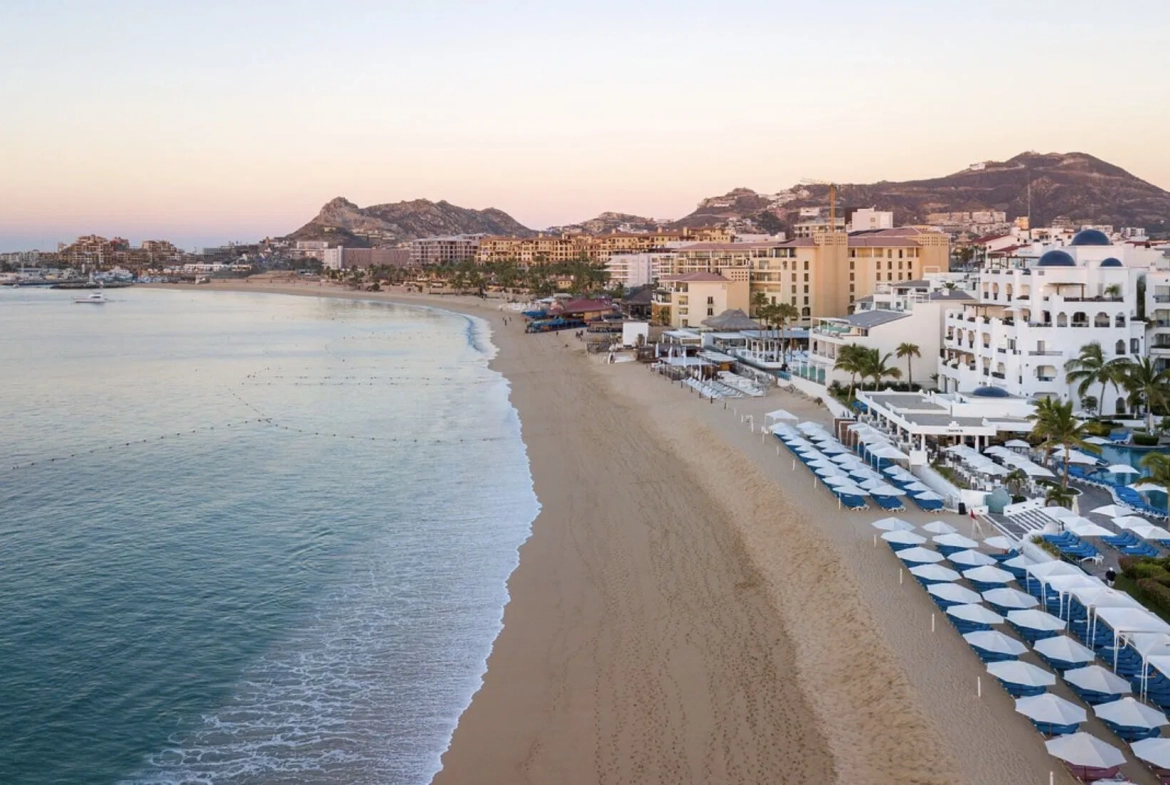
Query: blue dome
[[1038, 249, 1076, 267], [1070, 229, 1111, 246], [1100, 257, 1122, 267], [971, 386, 1011, 398]]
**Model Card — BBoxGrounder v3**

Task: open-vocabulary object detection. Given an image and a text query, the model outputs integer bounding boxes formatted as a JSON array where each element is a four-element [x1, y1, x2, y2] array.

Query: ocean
[[0, 287, 538, 784]]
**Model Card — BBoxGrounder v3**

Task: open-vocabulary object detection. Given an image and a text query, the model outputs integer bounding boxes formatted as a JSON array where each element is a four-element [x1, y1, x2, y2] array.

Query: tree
[[1064, 342, 1131, 419], [1044, 484, 1076, 510], [1028, 397, 1100, 489], [895, 342, 921, 388], [1004, 468, 1028, 498], [1120, 356, 1170, 431], [773, 302, 800, 363], [857, 347, 902, 391], [1136, 452, 1170, 492], [1105, 283, 1123, 300], [751, 291, 769, 319], [834, 344, 866, 397]]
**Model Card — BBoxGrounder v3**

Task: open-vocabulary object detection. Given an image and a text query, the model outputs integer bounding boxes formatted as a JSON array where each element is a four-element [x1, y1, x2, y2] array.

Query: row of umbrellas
[[1041, 505, 1170, 542]]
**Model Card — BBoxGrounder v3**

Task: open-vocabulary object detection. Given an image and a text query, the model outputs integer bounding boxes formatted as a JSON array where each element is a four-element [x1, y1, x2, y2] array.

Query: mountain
[[287, 197, 534, 246], [666, 153, 1170, 234], [547, 211, 661, 235]]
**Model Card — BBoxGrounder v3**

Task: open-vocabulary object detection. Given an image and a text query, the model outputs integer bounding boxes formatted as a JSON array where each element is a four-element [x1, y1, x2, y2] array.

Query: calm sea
[[0, 287, 538, 784]]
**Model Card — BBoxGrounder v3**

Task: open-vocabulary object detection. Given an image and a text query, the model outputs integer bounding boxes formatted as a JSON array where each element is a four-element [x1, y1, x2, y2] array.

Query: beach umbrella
[[1094, 697, 1168, 732], [1015, 693, 1087, 727], [927, 583, 981, 605], [1006, 609, 1065, 638], [1130, 738, 1170, 769], [871, 517, 915, 532], [988, 660, 1056, 696], [963, 565, 1014, 590], [820, 474, 856, 487], [922, 520, 958, 535], [766, 408, 798, 422], [1034, 635, 1096, 669], [983, 535, 1016, 551], [819, 442, 848, 455], [1084, 436, 1112, 446], [904, 482, 932, 493], [796, 422, 826, 434], [1113, 515, 1150, 530], [1063, 665, 1132, 698], [933, 533, 979, 550], [1005, 439, 1031, 448], [1133, 524, 1170, 542], [914, 491, 945, 502], [867, 484, 906, 497], [1105, 464, 1141, 475], [947, 604, 1005, 626], [881, 530, 926, 550], [1025, 561, 1084, 581], [1092, 505, 1133, 519], [897, 547, 944, 565], [964, 630, 1027, 660], [909, 564, 961, 584], [1002, 554, 1033, 571], [833, 484, 869, 496], [1130, 482, 1169, 494], [983, 587, 1039, 611], [1041, 506, 1082, 521], [830, 453, 857, 464], [1044, 733, 1125, 778], [948, 549, 997, 567], [882, 465, 907, 476], [806, 459, 837, 471], [1063, 520, 1114, 538]]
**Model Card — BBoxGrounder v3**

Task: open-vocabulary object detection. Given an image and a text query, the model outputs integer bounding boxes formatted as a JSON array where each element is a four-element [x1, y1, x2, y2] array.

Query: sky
[[2, 0, 1169, 251]]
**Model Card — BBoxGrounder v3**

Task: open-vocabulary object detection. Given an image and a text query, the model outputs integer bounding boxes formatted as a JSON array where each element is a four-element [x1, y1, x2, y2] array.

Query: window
[[849, 272, 855, 281], [849, 261, 855, 270], [707, 308, 714, 316], [898, 250, 904, 259], [681, 319, 688, 327], [849, 284, 855, 292], [804, 261, 809, 270], [706, 296, 714, 305], [791, 273, 797, 282], [803, 273, 809, 282], [803, 285, 809, 293]]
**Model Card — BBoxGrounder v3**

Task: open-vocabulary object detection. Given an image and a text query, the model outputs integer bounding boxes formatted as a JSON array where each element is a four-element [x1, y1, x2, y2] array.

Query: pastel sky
[[3, 0, 1169, 251]]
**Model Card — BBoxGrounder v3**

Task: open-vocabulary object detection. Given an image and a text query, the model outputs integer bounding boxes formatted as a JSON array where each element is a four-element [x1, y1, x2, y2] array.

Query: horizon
[[3, 0, 1170, 252]]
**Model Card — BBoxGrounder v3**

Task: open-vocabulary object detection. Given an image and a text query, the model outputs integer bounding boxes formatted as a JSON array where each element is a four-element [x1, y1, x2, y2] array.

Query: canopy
[[701, 308, 760, 331], [1005, 439, 1031, 448], [1095, 606, 1170, 637], [1063, 520, 1114, 538], [948, 550, 997, 567], [897, 547, 945, 565], [1131, 738, 1170, 769], [947, 604, 1005, 625], [1104, 464, 1141, 475], [881, 530, 926, 547], [909, 564, 960, 583], [933, 533, 979, 550], [927, 583, 981, 604], [1015, 693, 1087, 725], [1025, 561, 1084, 580], [922, 521, 958, 535], [1006, 609, 1065, 633], [1062, 665, 1132, 696], [983, 535, 1016, 550], [1034, 635, 1096, 664], [1044, 733, 1125, 769], [982, 587, 1039, 610], [765, 409, 798, 424], [1084, 436, 1112, 446], [871, 517, 915, 532], [1091, 504, 1134, 518], [1094, 697, 1168, 730], [1040, 506, 1082, 521], [963, 630, 1027, 656], [987, 660, 1055, 688], [963, 565, 1014, 584], [1114, 515, 1151, 530]]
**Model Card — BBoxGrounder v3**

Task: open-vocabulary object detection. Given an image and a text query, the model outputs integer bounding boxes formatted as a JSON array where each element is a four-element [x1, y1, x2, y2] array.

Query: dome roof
[[1070, 229, 1111, 246], [971, 386, 1012, 398], [1100, 257, 1123, 268], [1038, 249, 1076, 267]]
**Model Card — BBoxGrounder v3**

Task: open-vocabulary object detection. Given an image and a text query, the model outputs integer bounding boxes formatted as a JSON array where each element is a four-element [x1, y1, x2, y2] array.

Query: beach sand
[[160, 280, 1141, 784]]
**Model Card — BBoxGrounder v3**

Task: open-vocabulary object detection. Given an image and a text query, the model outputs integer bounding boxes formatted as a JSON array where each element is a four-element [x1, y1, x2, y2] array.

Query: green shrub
[[1138, 579, 1170, 616], [1119, 556, 1139, 579], [1035, 539, 1066, 561], [1131, 561, 1170, 581], [1134, 433, 1160, 446], [1084, 421, 1113, 437]]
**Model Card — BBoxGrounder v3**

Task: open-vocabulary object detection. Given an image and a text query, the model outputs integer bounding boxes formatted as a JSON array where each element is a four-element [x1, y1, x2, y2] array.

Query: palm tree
[[1064, 342, 1130, 418], [751, 291, 769, 320], [1136, 452, 1170, 492], [857, 347, 902, 391], [1004, 468, 1028, 499], [1120, 357, 1170, 431], [774, 302, 800, 363], [834, 343, 866, 397], [1028, 397, 1100, 489], [1044, 484, 1076, 510], [1105, 283, 1123, 300], [895, 342, 921, 388]]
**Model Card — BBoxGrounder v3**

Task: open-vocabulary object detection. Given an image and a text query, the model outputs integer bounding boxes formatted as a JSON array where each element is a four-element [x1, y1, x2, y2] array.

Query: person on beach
[[1105, 567, 1117, 587]]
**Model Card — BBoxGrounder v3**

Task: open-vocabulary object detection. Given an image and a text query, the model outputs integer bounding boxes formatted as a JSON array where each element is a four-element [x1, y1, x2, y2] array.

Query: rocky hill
[[286, 197, 534, 246], [667, 153, 1169, 234], [548, 211, 661, 235]]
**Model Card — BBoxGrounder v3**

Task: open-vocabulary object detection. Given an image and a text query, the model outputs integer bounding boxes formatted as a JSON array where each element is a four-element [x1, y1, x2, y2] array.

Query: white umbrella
[[881, 530, 926, 547], [922, 520, 958, 535], [962, 565, 1014, 584], [1006, 609, 1065, 633], [867, 484, 906, 497], [1132, 524, 1170, 542], [820, 474, 856, 487], [1063, 665, 1132, 697], [1041, 506, 1082, 521], [833, 484, 869, 496], [910, 564, 961, 583], [1084, 436, 1112, 446], [963, 630, 1027, 657], [1003, 554, 1034, 571], [1052, 447, 1100, 465], [1025, 561, 1084, 581], [1131, 738, 1170, 769], [1093, 697, 1168, 730], [1034, 635, 1096, 665], [904, 482, 932, 493], [947, 604, 1005, 625], [1044, 733, 1124, 769], [983, 588, 1039, 610], [1005, 439, 1031, 448], [983, 535, 1016, 550], [927, 583, 981, 604], [871, 517, 915, 532], [806, 459, 837, 470], [820, 442, 848, 455], [796, 422, 826, 434], [1091, 504, 1133, 518], [898, 547, 944, 565], [1113, 515, 1150, 530], [1130, 482, 1169, 493], [1016, 693, 1087, 726], [988, 660, 1056, 689], [830, 453, 857, 465], [948, 550, 997, 567], [1063, 520, 1115, 538], [914, 491, 945, 502], [1104, 464, 1141, 475], [934, 533, 979, 550], [765, 408, 798, 422]]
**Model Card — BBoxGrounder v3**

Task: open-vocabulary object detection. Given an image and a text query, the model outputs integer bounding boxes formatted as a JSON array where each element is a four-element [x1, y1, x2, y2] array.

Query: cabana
[[1006, 609, 1066, 643]]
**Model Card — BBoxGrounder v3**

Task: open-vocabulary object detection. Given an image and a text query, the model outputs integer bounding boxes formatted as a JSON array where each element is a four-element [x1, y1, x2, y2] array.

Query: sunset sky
[[3, 0, 1169, 251]]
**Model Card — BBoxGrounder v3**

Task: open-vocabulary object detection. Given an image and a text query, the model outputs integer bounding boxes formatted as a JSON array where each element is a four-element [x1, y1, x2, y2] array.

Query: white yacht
[[74, 290, 107, 304]]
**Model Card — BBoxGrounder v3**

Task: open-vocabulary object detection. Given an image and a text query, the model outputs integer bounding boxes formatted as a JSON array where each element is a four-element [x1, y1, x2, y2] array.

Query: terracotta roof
[[776, 238, 818, 247], [674, 242, 785, 252], [848, 236, 921, 247], [558, 298, 615, 312], [661, 272, 732, 282], [974, 233, 1011, 244]]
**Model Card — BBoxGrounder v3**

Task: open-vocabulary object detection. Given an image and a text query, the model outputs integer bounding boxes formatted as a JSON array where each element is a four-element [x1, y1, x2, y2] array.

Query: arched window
[[1116, 397, 1127, 415], [1072, 311, 1088, 327], [1094, 312, 1110, 328], [801, 307, 810, 317], [1115, 339, 1126, 355], [1116, 314, 1126, 327], [1057, 313, 1068, 327]]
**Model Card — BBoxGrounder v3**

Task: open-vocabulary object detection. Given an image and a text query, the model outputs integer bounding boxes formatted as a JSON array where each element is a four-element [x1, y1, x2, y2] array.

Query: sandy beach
[[158, 279, 1119, 784]]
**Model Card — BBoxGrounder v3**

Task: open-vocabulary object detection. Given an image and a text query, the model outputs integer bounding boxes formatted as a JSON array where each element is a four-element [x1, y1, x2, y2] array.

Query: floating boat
[[74, 291, 107, 304]]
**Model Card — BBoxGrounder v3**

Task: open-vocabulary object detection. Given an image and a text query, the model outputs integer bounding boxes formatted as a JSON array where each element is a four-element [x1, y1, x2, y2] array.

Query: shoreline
[[151, 280, 1089, 784]]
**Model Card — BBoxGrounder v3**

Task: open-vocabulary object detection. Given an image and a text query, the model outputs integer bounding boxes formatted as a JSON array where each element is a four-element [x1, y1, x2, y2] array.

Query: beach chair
[[1030, 720, 1083, 736], [914, 497, 945, 512], [837, 493, 867, 511], [872, 495, 905, 512]]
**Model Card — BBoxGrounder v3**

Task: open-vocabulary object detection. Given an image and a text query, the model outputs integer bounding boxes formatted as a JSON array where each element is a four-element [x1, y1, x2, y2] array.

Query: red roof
[[558, 298, 615, 313]]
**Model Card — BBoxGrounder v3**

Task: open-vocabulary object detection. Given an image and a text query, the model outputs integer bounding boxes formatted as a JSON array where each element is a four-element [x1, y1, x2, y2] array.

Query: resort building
[[1146, 270, 1170, 372], [937, 229, 1159, 412], [474, 228, 730, 267], [847, 208, 894, 232], [323, 247, 411, 270], [409, 234, 485, 266], [856, 388, 1035, 454], [655, 272, 749, 329], [606, 251, 675, 288]]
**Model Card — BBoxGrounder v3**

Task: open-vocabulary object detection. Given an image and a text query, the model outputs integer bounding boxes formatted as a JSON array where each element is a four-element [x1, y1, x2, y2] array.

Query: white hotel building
[[938, 229, 1166, 414]]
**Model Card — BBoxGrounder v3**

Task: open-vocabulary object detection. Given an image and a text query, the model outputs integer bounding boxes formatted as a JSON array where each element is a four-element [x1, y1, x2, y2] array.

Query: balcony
[[1154, 295, 1170, 303], [991, 372, 1006, 379], [1028, 350, 1064, 356], [1036, 375, 1057, 382]]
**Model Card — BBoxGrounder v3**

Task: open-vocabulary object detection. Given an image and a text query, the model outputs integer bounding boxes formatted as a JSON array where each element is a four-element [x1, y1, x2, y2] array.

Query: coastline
[[152, 280, 1079, 784]]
